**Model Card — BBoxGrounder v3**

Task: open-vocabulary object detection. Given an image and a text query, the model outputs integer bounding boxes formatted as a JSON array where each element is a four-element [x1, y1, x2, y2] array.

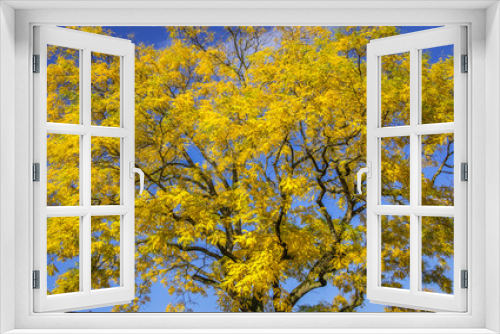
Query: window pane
[[381, 215, 410, 290], [381, 52, 410, 127], [422, 134, 454, 206], [47, 134, 80, 206], [91, 52, 121, 127], [91, 137, 121, 205], [421, 216, 454, 294], [91, 216, 121, 290], [47, 45, 80, 124], [421, 45, 454, 124], [381, 136, 410, 205], [47, 217, 80, 295]]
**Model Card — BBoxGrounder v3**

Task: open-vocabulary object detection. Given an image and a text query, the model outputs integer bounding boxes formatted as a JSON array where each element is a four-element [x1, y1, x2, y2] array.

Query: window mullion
[[82, 47, 92, 294], [409, 47, 420, 294], [77, 48, 84, 293]]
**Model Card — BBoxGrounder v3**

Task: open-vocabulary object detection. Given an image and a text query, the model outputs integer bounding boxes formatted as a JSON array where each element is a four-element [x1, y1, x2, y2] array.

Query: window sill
[[3, 330, 498, 334]]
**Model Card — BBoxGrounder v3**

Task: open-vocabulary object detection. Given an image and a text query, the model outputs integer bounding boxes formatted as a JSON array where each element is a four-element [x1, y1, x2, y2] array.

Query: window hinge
[[461, 162, 468, 181], [33, 270, 40, 289], [461, 54, 468, 73], [33, 54, 40, 73], [461, 270, 468, 289], [33, 163, 40, 182]]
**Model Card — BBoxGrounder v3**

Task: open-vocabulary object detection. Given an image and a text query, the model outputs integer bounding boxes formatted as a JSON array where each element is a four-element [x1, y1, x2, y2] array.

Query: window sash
[[33, 26, 136, 312], [366, 26, 467, 312]]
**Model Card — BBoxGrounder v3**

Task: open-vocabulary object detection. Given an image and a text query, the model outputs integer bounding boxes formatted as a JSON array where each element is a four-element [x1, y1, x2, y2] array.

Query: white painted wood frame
[[366, 26, 467, 312], [32, 26, 136, 312], [2, 4, 491, 333]]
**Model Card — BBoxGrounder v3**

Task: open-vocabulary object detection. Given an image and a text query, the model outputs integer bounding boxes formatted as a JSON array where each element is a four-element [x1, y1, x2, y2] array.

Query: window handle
[[129, 162, 145, 195], [356, 162, 371, 195]]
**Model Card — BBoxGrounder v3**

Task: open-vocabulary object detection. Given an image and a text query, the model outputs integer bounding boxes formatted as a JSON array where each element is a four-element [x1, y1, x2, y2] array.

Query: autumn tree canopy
[[46, 26, 455, 312]]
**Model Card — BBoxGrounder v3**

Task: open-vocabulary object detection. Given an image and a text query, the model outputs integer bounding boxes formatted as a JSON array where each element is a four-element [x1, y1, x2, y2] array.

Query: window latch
[[356, 162, 372, 195], [129, 162, 145, 194]]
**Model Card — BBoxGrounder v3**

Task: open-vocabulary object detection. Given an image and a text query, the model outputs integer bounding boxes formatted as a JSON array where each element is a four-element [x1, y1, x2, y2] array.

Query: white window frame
[[366, 26, 467, 312], [0, 1, 499, 333], [33, 26, 136, 312]]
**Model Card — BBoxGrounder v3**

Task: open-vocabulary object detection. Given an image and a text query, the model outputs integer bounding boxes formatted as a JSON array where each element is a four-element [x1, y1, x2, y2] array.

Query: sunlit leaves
[[47, 26, 455, 312], [47, 134, 80, 206], [91, 52, 121, 127]]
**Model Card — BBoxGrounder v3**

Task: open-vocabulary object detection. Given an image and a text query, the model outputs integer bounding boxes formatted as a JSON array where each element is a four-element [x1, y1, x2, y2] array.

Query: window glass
[[47, 134, 80, 206], [47, 45, 80, 124], [381, 52, 410, 127], [91, 137, 121, 206], [381, 136, 411, 205], [91, 52, 121, 127], [421, 216, 454, 294], [421, 45, 454, 124], [422, 134, 454, 206], [47, 217, 81, 295], [381, 215, 410, 290], [91, 216, 121, 290]]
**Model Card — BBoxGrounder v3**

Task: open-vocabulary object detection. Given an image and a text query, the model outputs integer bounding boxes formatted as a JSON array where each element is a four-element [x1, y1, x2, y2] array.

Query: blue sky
[[101, 26, 440, 46], [51, 25, 453, 313]]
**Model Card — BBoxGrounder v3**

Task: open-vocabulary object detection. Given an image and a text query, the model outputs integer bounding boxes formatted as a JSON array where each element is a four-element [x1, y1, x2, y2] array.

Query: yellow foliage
[[47, 26, 454, 312]]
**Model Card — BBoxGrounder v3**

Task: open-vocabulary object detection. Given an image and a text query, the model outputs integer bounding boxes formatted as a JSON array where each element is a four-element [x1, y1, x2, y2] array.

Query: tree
[[46, 26, 455, 312]]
